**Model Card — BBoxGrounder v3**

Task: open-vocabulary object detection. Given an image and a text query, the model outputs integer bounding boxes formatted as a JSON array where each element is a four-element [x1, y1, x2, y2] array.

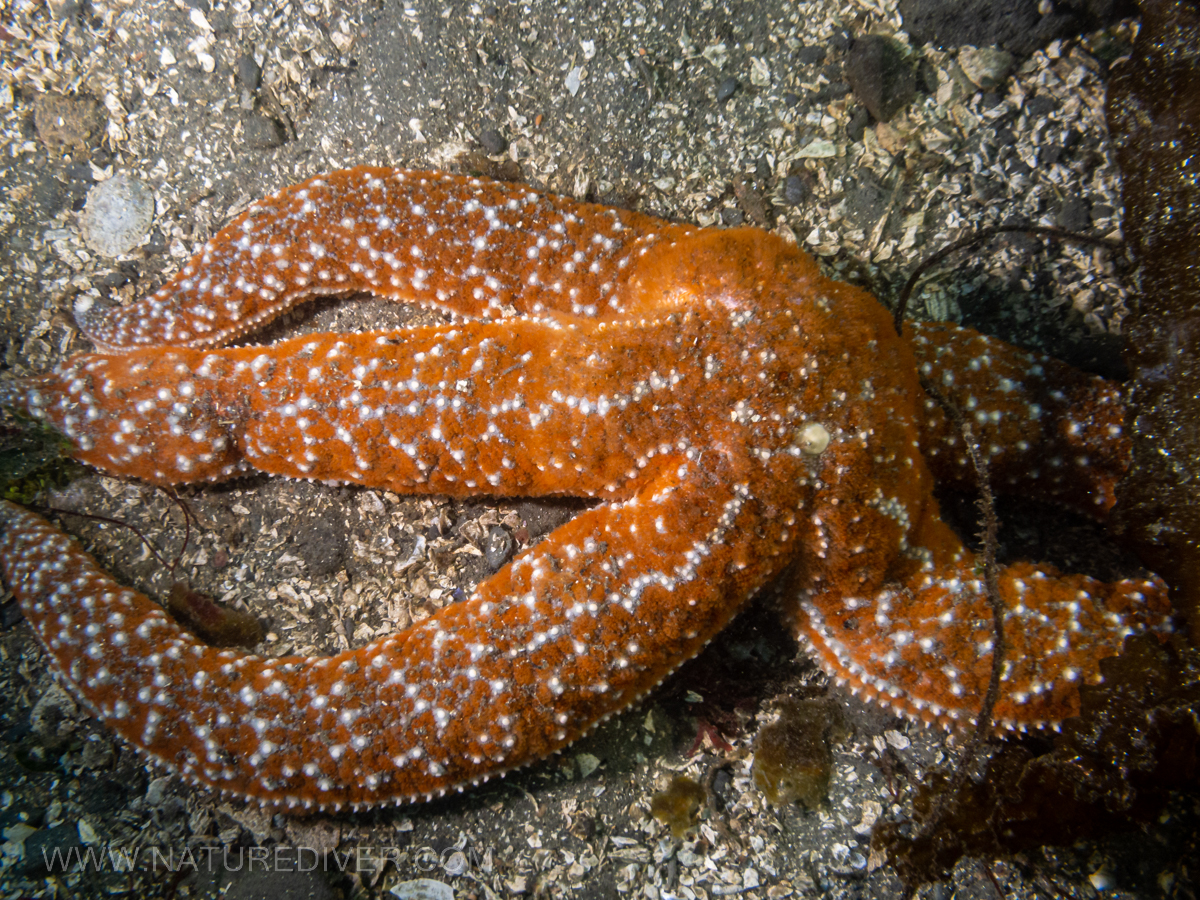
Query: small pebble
[[143, 228, 168, 254], [1025, 94, 1060, 118], [783, 174, 810, 206], [34, 93, 103, 150], [1089, 866, 1116, 891], [485, 525, 515, 571], [244, 114, 285, 149], [1057, 197, 1091, 232], [715, 77, 739, 103], [478, 127, 508, 155], [391, 879, 455, 900], [236, 54, 262, 90], [958, 46, 1014, 90], [796, 45, 826, 66], [812, 81, 851, 104], [46, 0, 81, 20], [847, 106, 871, 142]]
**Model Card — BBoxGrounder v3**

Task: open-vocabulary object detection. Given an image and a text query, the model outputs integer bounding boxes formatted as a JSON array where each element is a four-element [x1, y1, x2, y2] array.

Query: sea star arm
[[0, 452, 788, 809], [76, 167, 697, 352], [909, 322, 1130, 517], [796, 547, 1170, 730], [1, 316, 705, 498]]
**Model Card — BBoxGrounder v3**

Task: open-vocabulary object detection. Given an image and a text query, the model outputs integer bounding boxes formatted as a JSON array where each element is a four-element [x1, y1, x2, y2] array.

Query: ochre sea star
[[0, 167, 1171, 811]]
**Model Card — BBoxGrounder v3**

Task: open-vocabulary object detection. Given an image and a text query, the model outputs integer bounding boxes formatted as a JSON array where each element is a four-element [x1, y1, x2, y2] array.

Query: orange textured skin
[[0, 167, 1171, 811]]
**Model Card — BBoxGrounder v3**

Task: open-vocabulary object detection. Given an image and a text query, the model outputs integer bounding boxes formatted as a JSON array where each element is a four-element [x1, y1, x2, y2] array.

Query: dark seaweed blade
[[875, 635, 1200, 888], [1108, 0, 1200, 645]]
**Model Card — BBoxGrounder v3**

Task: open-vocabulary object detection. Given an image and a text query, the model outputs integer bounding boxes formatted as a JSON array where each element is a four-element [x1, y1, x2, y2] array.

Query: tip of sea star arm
[[794, 559, 1171, 732]]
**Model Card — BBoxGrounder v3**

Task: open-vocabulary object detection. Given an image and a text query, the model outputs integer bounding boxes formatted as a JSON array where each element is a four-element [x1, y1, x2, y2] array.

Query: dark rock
[[244, 114, 285, 149], [65, 162, 95, 210], [1007, 156, 1032, 177], [143, 227, 168, 255], [796, 45, 826, 66], [993, 126, 1016, 146], [782, 174, 810, 206], [847, 106, 872, 142], [898, 0, 1136, 55], [478, 127, 507, 155], [206, 8, 232, 33], [916, 57, 940, 94], [711, 766, 733, 799], [842, 36, 916, 124], [828, 29, 853, 52], [811, 81, 852, 103], [1090, 203, 1114, 222], [33, 93, 104, 150], [97, 269, 131, 289], [1, 598, 23, 629], [844, 177, 890, 230], [1024, 94, 1060, 119], [287, 514, 347, 578], [236, 54, 261, 90], [715, 77, 739, 103], [23, 823, 83, 877], [720, 207, 744, 226], [1057, 197, 1091, 231], [484, 525, 515, 571]]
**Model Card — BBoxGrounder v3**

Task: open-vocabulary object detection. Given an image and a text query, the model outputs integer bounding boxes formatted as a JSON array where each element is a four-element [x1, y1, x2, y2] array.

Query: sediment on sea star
[[0, 167, 1171, 811]]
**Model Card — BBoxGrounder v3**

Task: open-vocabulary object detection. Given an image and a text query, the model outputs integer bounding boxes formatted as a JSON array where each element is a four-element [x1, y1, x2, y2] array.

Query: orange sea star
[[0, 167, 1171, 811]]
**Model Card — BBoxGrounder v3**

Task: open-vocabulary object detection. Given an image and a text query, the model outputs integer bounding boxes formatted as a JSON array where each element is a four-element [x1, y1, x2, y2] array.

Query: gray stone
[[80, 174, 155, 257]]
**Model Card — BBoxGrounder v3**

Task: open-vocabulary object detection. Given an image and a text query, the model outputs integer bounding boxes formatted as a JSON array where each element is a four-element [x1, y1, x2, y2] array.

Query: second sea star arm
[[908, 322, 1130, 517], [76, 167, 696, 352], [0, 453, 788, 810], [1, 317, 704, 497]]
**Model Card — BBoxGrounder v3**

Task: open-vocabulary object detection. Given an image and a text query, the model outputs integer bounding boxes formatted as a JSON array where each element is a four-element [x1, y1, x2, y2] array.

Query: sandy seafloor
[[0, 0, 1191, 898]]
